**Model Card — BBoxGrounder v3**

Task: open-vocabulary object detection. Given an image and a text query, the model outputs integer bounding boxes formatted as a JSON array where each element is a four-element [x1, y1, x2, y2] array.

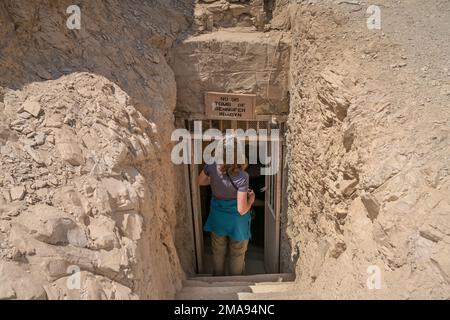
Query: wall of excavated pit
[[0, 0, 196, 299], [170, 31, 291, 116], [282, 1, 450, 299], [172, 0, 293, 117], [193, 0, 268, 33]]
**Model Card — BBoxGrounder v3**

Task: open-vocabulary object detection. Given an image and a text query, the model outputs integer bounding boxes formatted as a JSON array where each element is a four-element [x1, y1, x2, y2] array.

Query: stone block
[[361, 191, 381, 221], [17, 204, 87, 247], [54, 128, 84, 166], [88, 216, 119, 250], [172, 31, 290, 116], [10, 186, 26, 201], [115, 210, 144, 241], [22, 99, 42, 117]]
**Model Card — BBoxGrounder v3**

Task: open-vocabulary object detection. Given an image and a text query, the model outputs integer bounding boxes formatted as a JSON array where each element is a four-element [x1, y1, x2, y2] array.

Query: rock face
[[172, 0, 290, 117], [193, 0, 267, 33], [282, 0, 450, 299], [16, 204, 87, 247], [0, 0, 195, 300], [0, 73, 186, 299], [171, 29, 290, 116], [1, 0, 449, 301]]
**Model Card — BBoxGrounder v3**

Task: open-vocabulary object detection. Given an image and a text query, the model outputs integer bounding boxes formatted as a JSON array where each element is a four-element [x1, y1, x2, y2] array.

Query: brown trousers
[[211, 232, 248, 276]]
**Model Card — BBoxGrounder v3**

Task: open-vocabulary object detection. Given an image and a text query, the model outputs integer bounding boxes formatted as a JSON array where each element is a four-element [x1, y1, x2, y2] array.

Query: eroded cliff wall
[[283, 0, 450, 299], [0, 0, 195, 299]]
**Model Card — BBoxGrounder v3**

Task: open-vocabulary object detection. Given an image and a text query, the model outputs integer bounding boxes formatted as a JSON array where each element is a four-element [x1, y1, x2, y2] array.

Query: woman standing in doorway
[[198, 135, 255, 276]]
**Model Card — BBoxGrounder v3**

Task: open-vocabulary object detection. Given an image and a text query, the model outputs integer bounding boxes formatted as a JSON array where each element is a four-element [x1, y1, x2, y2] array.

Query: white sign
[[205, 92, 256, 120]]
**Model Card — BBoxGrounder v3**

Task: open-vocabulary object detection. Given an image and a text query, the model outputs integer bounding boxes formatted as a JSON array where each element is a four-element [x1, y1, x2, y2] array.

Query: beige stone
[[22, 99, 41, 117], [10, 186, 26, 201], [120, 211, 144, 241], [0, 283, 16, 300], [102, 178, 139, 212], [360, 192, 380, 221], [0, 261, 47, 300], [55, 128, 84, 166], [171, 30, 291, 115], [23, 144, 45, 165], [194, 0, 264, 32], [1, 0, 447, 302], [337, 178, 358, 197], [88, 216, 118, 250], [43, 271, 137, 300], [16, 204, 87, 247], [1, 1, 189, 299]]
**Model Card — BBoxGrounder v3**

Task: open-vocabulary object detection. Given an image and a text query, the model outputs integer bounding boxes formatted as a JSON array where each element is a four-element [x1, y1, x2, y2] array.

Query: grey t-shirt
[[203, 162, 249, 200]]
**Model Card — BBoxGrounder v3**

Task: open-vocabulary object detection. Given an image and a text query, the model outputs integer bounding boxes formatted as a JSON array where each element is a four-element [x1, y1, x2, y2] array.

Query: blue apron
[[203, 197, 252, 241]]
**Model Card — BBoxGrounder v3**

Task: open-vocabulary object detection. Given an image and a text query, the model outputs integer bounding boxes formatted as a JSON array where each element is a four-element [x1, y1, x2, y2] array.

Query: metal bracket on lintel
[[173, 111, 288, 123]]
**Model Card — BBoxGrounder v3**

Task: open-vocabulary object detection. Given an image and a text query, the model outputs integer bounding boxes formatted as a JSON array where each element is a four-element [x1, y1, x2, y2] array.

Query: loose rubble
[[0, 73, 182, 299]]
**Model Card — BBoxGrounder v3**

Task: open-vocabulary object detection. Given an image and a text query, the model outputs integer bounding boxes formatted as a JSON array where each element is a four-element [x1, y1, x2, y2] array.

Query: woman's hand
[[248, 190, 255, 205], [198, 170, 210, 186]]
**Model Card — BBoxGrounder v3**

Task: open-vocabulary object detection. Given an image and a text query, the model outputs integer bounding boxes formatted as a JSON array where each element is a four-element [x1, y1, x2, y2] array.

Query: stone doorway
[[176, 117, 286, 275]]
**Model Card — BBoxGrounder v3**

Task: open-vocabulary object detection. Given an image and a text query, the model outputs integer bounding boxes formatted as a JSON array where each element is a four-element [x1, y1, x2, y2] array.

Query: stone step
[[183, 29, 286, 44], [237, 290, 315, 300], [179, 285, 253, 296], [179, 283, 297, 296], [176, 291, 241, 300], [176, 274, 296, 300], [184, 280, 257, 287], [176, 283, 299, 300], [190, 273, 294, 283], [183, 279, 293, 288], [249, 283, 298, 293]]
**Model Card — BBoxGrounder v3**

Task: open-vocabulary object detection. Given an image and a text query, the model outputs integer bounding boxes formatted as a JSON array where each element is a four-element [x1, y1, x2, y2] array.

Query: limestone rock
[[22, 99, 42, 117], [120, 211, 144, 241], [43, 271, 137, 300], [10, 186, 26, 201], [34, 132, 46, 146], [329, 241, 346, 259], [102, 178, 140, 212], [171, 30, 291, 115], [285, 0, 450, 300], [1, 1, 189, 300], [194, 0, 264, 32], [0, 201, 25, 218], [342, 123, 355, 152], [16, 205, 87, 247], [0, 261, 47, 300], [54, 129, 84, 166], [430, 243, 450, 285], [337, 178, 358, 197], [44, 114, 63, 128], [0, 283, 16, 300], [23, 145, 46, 165], [0, 124, 10, 144], [88, 216, 118, 250], [360, 192, 380, 221]]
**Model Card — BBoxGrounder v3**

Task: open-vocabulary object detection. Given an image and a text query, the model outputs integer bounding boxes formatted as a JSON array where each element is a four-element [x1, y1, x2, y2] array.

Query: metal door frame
[[264, 125, 283, 273], [175, 115, 286, 274]]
